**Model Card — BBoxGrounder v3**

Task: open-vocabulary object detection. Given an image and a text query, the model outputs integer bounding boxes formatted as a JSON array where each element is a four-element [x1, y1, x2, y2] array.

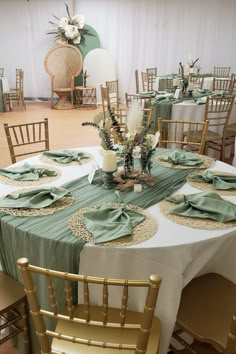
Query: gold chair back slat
[[214, 66, 231, 77], [17, 258, 162, 354], [46, 274, 58, 316], [4, 118, 50, 163], [158, 119, 208, 154], [65, 279, 73, 319], [120, 283, 128, 326], [213, 78, 233, 93], [83, 280, 90, 322], [135, 69, 139, 94]]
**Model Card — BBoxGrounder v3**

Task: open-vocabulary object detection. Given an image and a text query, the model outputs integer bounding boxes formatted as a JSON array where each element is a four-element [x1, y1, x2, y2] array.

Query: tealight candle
[[103, 151, 117, 172], [134, 184, 142, 193]]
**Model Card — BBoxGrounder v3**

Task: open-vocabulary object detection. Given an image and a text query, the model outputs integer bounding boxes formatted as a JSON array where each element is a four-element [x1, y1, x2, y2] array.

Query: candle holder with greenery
[[82, 106, 160, 191]]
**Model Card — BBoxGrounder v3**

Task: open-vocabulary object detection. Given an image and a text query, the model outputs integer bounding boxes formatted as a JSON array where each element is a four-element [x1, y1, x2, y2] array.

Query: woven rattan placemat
[[187, 170, 236, 196], [156, 152, 215, 170], [159, 196, 236, 229], [0, 165, 61, 186], [68, 203, 157, 246]]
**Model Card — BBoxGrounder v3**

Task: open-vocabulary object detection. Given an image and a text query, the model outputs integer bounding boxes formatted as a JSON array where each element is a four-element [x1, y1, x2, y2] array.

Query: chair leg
[[19, 298, 31, 354]]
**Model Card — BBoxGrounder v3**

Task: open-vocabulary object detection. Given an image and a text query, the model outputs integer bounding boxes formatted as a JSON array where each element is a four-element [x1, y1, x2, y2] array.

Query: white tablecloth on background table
[[1, 146, 236, 354]]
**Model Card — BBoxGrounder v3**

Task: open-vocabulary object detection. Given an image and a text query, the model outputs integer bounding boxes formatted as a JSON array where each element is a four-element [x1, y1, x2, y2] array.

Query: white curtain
[[0, 0, 235, 99]]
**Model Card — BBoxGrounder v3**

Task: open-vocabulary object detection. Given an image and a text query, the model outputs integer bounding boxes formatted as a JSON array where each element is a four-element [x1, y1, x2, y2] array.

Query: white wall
[[0, 0, 235, 99]]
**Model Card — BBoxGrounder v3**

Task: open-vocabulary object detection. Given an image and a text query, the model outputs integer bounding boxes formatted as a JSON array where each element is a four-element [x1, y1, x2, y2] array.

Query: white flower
[[152, 131, 160, 149], [72, 15, 85, 29], [127, 101, 143, 137], [64, 24, 79, 39], [59, 17, 69, 29], [72, 33, 81, 44]]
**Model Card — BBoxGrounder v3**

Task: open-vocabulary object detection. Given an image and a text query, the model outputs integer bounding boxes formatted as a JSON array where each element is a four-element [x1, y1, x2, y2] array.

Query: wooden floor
[[0, 101, 102, 168]]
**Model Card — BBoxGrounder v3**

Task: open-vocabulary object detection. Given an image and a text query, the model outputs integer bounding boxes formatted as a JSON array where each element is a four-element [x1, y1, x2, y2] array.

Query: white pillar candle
[[103, 151, 117, 172]]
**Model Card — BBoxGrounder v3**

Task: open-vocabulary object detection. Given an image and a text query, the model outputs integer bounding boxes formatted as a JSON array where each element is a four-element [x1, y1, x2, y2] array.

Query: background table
[[0, 147, 236, 354]]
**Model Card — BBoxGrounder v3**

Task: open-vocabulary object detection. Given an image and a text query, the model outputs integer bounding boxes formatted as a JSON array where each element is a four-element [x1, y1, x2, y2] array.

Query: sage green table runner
[[0, 163, 57, 180], [0, 148, 196, 354], [167, 191, 236, 222]]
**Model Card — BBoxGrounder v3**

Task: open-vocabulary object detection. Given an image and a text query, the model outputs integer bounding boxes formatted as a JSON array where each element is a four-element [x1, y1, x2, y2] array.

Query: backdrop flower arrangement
[[47, 3, 93, 46]]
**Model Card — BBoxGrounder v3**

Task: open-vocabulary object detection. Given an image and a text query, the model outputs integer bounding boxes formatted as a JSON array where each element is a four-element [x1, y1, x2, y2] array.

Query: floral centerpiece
[[82, 106, 160, 190], [47, 3, 93, 46], [179, 57, 200, 95]]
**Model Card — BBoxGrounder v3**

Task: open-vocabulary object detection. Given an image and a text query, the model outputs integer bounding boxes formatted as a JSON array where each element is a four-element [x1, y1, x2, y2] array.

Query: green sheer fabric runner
[[83, 204, 145, 244], [43, 150, 90, 163], [0, 187, 70, 208], [189, 170, 236, 190], [167, 191, 236, 222], [0, 163, 57, 180], [161, 150, 203, 166]]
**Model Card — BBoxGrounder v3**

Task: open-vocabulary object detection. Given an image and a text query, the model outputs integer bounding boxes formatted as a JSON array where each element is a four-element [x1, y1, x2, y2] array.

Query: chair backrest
[[135, 69, 139, 94], [4, 118, 50, 163], [17, 257, 162, 354], [214, 66, 231, 77], [189, 75, 204, 89], [0, 68, 4, 77], [230, 74, 236, 95], [213, 78, 234, 93], [44, 44, 83, 89], [105, 79, 119, 108], [158, 119, 209, 154], [146, 68, 157, 91], [204, 96, 235, 132], [163, 78, 174, 91], [125, 93, 152, 109], [110, 107, 128, 143], [141, 71, 148, 92]]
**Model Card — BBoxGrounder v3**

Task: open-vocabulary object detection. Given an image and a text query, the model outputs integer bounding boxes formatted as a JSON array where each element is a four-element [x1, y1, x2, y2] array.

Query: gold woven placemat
[[159, 196, 236, 229], [68, 203, 158, 246], [40, 151, 93, 166], [0, 187, 74, 217], [0, 165, 61, 186], [187, 171, 236, 196], [156, 152, 215, 169]]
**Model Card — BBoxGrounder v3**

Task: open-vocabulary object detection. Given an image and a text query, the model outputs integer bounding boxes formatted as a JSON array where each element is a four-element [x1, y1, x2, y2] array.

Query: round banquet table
[[1, 146, 236, 354]]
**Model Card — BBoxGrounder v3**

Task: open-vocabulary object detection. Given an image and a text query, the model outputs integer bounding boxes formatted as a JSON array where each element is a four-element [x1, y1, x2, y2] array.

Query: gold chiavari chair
[[0, 68, 4, 77], [189, 75, 205, 89], [18, 257, 162, 354], [4, 68, 26, 111], [170, 273, 236, 354], [110, 107, 128, 143], [146, 67, 157, 91], [125, 93, 152, 109], [100, 85, 110, 123], [213, 66, 231, 77], [105, 79, 119, 108], [212, 78, 234, 93], [135, 69, 139, 94], [0, 272, 31, 354], [158, 119, 208, 154], [184, 96, 235, 161], [230, 73, 236, 95], [4, 118, 50, 163]]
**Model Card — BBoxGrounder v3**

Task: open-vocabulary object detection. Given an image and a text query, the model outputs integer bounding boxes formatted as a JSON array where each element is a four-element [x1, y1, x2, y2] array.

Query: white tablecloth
[[1, 147, 236, 354]]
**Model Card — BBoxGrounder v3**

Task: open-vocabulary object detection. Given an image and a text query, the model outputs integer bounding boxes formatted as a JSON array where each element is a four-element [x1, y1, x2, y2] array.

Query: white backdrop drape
[[0, 0, 235, 100]]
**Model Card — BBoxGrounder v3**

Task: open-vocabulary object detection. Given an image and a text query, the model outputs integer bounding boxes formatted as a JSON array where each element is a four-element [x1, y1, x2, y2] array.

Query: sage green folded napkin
[[189, 170, 236, 190], [83, 204, 146, 244], [0, 163, 57, 181], [0, 187, 70, 209], [166, 191, 236, 222], [162, 151, 203, 166], [43, 150, 89, 164], [140, 91, 156, 97], [194, 97, 207, 105]]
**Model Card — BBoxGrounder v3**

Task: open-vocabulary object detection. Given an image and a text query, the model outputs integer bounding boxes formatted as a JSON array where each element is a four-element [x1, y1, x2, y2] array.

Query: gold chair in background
[[213, 66, 231, 77], [146, 67, 157, 91], [189, 75, 205, 89], [0, 271, 31, 354], [0, 67, 4, 77], [158, 119, 208, 154], [170, 273, 236, 354], [18, 257, 162, 354], [125, 93, 152, 109], [44, 44, 83, 109], [4, 118, 49, 163], [135, 69, 139, 94], [110, 107, 128, 143], [105, 79, 119, 108], [4, 68, 26, 111], [212, 78, 233, 93]]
